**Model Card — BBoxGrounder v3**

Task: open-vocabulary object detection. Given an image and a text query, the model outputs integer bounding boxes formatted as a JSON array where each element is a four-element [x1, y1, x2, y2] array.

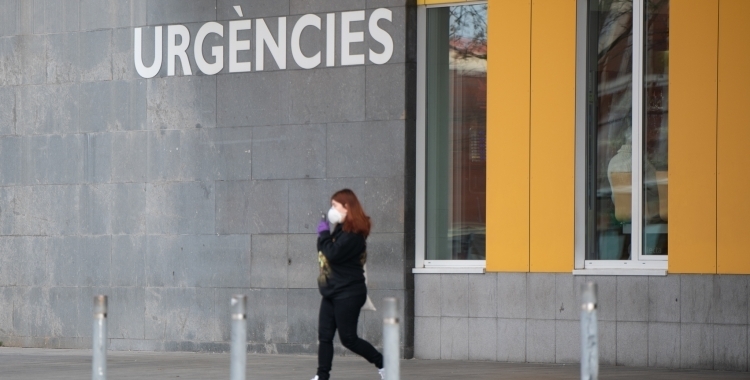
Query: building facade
[[0, 0, 749, 373], [413, 0, 750, 372], [0, 0, 418, 357]]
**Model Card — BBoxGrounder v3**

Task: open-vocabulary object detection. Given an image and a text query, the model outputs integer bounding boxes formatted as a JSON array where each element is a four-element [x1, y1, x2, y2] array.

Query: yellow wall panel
[[528, 0, 576, 273], [717, 0, 750, 274], [669, 0, 718, 273], [486, 0, 531, 272]]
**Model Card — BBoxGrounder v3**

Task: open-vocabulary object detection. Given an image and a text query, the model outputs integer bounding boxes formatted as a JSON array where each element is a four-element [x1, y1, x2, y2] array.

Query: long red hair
[[332, 189, 371, 238]]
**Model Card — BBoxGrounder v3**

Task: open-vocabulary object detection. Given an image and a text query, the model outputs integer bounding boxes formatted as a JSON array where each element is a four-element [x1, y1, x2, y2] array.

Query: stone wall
[[415, 273, 750, 371], [0, 0, 416, 356]]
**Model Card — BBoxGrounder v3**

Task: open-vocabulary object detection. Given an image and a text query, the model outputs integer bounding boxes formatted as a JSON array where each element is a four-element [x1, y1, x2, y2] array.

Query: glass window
[[424, 3, 487, 262], [584, 0, 669, 265]]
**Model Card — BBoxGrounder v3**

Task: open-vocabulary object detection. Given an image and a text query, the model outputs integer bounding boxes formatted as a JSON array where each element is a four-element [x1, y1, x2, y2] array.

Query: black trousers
[[317, 293, 383, 380]]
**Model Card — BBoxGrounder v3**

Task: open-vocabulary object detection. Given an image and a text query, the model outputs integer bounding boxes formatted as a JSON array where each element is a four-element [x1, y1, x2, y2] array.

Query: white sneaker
[[310, 376, 319, 380], [378, 368, 385, 379]]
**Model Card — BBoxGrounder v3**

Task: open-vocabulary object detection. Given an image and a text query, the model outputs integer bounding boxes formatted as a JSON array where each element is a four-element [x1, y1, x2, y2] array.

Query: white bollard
[[580, 282, 598, 380], [382, 297, 400, 380], [92, 295, 107, 380], [230, 295, 248, 380]]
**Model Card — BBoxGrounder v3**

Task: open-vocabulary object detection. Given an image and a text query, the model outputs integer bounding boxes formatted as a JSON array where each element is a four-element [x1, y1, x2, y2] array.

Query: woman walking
[[312, 189, 384, 380]]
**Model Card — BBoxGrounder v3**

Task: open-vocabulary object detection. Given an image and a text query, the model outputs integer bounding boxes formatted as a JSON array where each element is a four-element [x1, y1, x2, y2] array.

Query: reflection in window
[[642, 0, 669, 256], [586, 0, 669, 261], [425, 4, 487, 261]]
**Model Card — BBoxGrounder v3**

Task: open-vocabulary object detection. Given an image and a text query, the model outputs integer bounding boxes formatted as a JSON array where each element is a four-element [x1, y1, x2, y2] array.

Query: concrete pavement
[[1, 347, 748, 380]]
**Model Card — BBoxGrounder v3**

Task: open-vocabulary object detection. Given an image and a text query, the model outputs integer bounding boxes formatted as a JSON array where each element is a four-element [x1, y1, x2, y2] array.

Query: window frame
[[414, 0, 488, 274], [574, 0, 668, 276]]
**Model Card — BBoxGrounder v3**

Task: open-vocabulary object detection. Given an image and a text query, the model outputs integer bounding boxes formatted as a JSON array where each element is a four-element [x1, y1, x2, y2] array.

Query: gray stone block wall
[[415, 273, 750, 371], [0, 0, 416, 358]]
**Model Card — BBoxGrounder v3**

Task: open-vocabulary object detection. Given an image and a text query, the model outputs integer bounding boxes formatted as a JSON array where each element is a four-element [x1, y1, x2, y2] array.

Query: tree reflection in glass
[[586, 0, 668, 261], [426, 4, 487, 261]]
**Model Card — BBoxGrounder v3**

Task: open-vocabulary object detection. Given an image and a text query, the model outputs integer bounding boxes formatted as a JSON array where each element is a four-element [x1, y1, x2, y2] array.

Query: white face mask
[[327, 207, 344, 225]]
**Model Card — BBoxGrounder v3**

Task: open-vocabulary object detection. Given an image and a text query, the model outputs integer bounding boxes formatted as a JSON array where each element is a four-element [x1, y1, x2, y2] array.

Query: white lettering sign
[[326, 13, 336, 67], [291, 14, 321, 70], [134, 8, 395, 78], [229, 19, 252, 73], [134, 26, 162, 78], [369, 8, 394, 65], [167, 25, 191, 76], [194, 22, 224, 75], [341, 11, 365, 66]]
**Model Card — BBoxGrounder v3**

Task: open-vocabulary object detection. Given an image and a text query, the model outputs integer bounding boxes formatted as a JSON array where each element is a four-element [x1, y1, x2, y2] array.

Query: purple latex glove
[[317, 219, 329, 235]]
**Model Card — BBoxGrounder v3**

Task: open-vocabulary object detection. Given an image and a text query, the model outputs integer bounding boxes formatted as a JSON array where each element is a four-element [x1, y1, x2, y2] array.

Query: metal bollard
[[92, 295, 108, 380], [230, 295, 248, 380], [580, 282, 598, 380], [382, 297, 400, 380]]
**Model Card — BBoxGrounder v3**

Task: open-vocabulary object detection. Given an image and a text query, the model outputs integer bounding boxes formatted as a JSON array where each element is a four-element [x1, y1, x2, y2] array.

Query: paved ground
[[1, 347, 748, 380]]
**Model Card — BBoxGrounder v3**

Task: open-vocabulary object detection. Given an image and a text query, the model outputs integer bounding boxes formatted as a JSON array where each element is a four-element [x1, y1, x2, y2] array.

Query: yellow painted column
[[717, 0, 750, 274], [669, 0, 719, 273], [528, 0, 576, 273], [486, 0, 532, 272]]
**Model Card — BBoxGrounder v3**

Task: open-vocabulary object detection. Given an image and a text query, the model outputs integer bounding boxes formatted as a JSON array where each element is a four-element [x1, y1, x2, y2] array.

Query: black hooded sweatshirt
[[316, 224, 367, 299]]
